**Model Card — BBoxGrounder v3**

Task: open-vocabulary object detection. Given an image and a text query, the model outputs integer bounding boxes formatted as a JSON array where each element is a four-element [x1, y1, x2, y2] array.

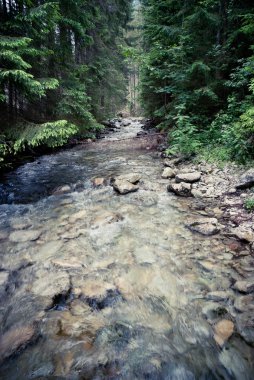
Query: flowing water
[[0, 120, 253, 379]]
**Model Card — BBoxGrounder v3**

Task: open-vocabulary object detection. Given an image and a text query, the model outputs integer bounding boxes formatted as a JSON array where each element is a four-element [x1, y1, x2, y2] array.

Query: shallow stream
[[0, 120, 253, 379]]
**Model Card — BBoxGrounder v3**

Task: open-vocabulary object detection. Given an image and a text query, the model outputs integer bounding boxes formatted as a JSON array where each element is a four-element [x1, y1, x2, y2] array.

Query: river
[[0, 119, 253, 379]]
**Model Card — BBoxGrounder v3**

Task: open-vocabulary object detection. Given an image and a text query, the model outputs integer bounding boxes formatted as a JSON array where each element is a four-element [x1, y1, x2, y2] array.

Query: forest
[[0, 0, 131, 166], [1, 0, 254, 166], [141, 0, 254, 163]]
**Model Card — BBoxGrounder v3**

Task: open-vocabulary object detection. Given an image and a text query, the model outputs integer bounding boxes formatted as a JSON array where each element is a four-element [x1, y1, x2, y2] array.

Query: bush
[[244, 198, 254, 212]]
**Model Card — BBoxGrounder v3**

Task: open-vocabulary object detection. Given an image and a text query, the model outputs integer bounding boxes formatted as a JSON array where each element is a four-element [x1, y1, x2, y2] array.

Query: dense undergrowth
[[140, 0, 254, 164]]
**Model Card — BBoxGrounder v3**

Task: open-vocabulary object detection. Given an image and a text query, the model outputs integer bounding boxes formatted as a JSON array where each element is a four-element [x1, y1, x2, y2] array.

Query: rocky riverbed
[[0, 118, 253, 379]]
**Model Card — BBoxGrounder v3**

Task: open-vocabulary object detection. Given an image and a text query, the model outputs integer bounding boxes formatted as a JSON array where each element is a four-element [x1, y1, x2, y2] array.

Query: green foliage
[[244, 198, 254, 212], [0, 0, 131, 166], [141, 0, 254, 163], [13, 120, 78, 152]]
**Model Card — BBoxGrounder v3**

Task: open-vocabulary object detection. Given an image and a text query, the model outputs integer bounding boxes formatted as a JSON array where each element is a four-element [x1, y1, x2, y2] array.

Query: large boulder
[[175, 172, 201, 184], [186, 217, 220, 236], [236, 169, 254, 189], [167, 183, 192, 197]]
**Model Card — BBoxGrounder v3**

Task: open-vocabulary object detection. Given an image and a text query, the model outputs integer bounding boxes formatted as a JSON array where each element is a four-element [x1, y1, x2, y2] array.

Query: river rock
[[161, 167, 175, 179], [9, 230, 41, 243], [186, 218, 220, 236], [175, 172, 201, 184], [164, 157, 184, 167], [113, 179, 139, 195], [236, 169, 254, 189], [231, 226, 254, 243], [214, 320, 234, 347], [233, 279, 254, 294], [122, 119, 132, 126], [52, 185, 72, 195], [32, 270, 70, 300], [0, 324, 36, 363], [10, 219, 32, 230], [234, 295, 254, 313], [92, 177, 106, 187], [80, 279, 115, 300], [167, 183, 192, 197], [115, 173, 141, 184]]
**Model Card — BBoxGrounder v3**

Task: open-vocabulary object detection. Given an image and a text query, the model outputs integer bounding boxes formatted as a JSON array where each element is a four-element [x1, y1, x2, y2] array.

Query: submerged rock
[[175, 172, 201, 184], [9, 230, 41, 243], [167, 182, 192, 197], [234, 295, 254, 313], [186, 217, 220, 236], [0, 324, 36, 363], [214, 319, 234, 347], [68, 210, 87, 224], [52, 185, 72, 195]]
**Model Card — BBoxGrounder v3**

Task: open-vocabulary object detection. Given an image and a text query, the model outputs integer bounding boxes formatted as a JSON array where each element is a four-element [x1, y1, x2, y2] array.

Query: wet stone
[[233, 279, 254, 294], [112, 179, 139, 195], [32, 270, 70, 304], [114, 173, 141, 184], [167, 182, 192, 197], [92, 177, 106, 187], [0, 324, 36, 363], [214, 320, 234, 347], [175, 172, 201, 184], [186, 217, 220, 236], [68, 210, 87, 224], [9, 230, 42, 243], [234, 295, 254, 313], [161, 167, 175, 179]]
